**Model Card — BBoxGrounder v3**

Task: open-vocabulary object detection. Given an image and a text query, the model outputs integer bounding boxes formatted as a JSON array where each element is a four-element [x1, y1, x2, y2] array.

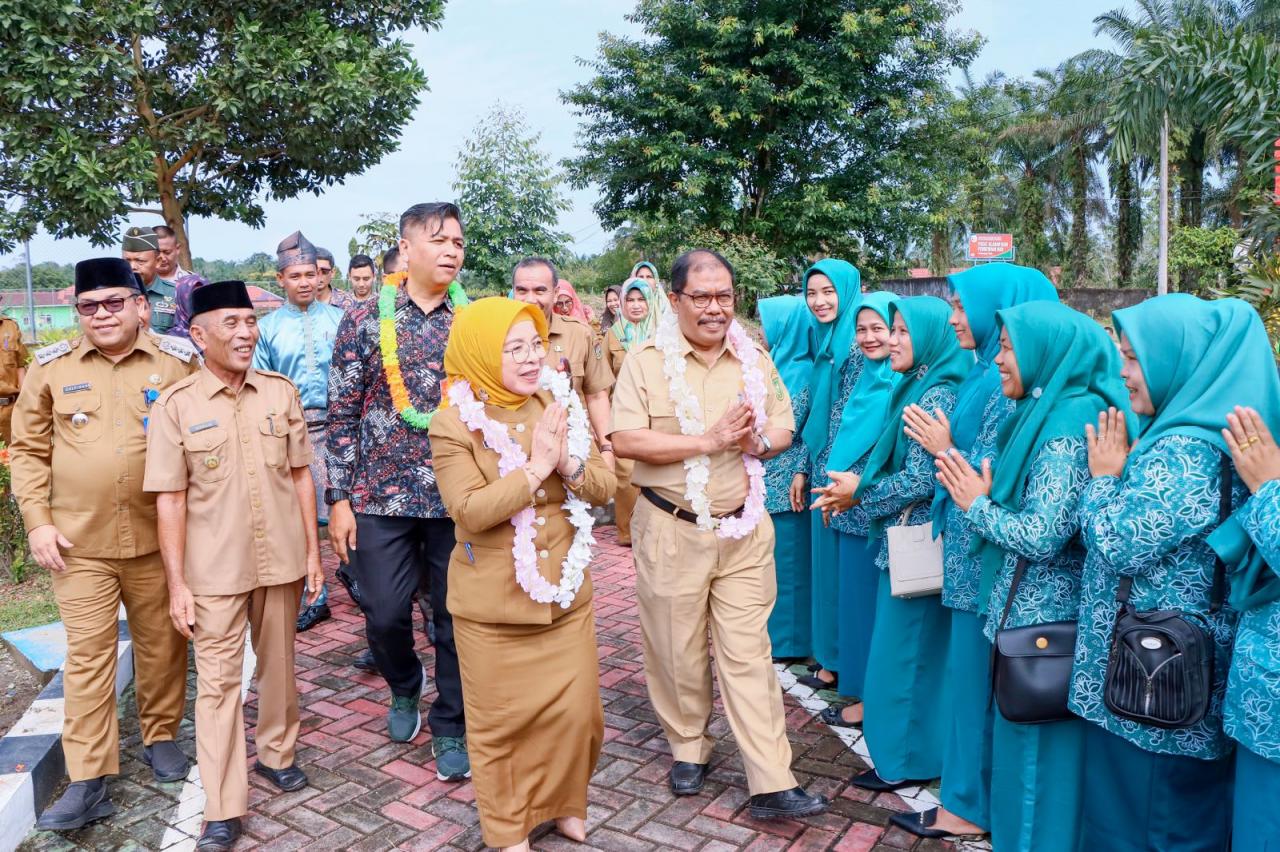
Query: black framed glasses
[[678, 291, 735, 309], [75, 296, 132, 317]]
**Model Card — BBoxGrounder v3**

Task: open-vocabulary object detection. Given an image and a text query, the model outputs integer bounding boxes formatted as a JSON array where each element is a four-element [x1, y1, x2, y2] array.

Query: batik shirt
[[252, 301, 344, 410], [1070, 435, 1244, 760], [859, 385, 958, 569], [1224, 478, 1280, 764], [764, 386, 811, 515], [943, 389, 1016, 611], [967, 436, 1089, 639], [326, 288, 456, 519]]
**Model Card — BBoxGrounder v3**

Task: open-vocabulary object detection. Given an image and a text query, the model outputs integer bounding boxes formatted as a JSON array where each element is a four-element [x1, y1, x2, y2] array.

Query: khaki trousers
[[0, 402, 12, 446], [193, 580, 303, 821], [52, 553, 187, 781], [614, 458, 637, 545], [632, 497, 796, 795]]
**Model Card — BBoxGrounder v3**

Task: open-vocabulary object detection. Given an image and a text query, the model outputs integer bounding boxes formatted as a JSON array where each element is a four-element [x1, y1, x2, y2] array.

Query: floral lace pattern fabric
[[764, 385, 811, 515], [1223, 478, 1280, 762], [966, 436, 1089, 639], [1069, 435, 1244, 760]]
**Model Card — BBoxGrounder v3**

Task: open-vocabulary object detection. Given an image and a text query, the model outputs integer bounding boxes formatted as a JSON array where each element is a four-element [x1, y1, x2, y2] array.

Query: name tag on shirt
[[62, 383, 92, 394], [189, 420, 219, 433]]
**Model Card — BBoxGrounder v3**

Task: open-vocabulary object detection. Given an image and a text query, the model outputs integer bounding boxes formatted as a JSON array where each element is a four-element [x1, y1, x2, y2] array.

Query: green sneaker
[[387, 668, 424, 743], [432, 735, 471, 782]]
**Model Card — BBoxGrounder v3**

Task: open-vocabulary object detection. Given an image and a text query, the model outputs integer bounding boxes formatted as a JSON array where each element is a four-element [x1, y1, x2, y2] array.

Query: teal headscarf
[[1111, 296, 1280, 610], [972, 303, 1132, 611], [611, 277, 659, 351], [800, 259, 863, 463], [758, 295, 816, 405], [827, 292, 901, 472], [854, 296, 973, 540]]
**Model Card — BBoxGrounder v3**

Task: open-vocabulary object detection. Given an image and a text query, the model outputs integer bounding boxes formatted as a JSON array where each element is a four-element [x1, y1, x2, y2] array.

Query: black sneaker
[[36, 779, 114, 831]]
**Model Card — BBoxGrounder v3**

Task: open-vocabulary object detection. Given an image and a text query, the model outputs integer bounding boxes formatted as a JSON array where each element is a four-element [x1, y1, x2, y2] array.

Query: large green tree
[[562, 0, 978, 270], [0, 0, 444, 265], [452, 104, 571, 287]]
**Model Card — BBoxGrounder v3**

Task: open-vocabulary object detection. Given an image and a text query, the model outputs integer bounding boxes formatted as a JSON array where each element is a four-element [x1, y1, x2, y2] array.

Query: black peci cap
[[74, 258, 144, 296], [191, 280, 254, 317]]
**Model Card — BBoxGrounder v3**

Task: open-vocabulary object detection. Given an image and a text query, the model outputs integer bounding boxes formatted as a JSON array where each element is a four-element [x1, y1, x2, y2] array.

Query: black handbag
[[1101, 455, 1232, 730], [991, 557, 1078, 724]]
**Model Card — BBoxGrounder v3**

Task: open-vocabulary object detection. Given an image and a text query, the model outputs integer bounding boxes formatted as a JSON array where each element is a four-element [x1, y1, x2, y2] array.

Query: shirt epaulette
[[33, 338, 75, 366], [155, 372, 200, 405], [153, 333, 197, 364]]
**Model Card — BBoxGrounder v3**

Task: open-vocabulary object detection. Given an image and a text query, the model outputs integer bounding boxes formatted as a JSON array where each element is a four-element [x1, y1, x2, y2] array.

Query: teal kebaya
[[758, 296, 817, 659]]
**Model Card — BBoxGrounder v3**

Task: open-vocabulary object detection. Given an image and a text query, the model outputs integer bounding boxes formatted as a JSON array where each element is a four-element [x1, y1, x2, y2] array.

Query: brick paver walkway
[[21, 527, 976, 852]]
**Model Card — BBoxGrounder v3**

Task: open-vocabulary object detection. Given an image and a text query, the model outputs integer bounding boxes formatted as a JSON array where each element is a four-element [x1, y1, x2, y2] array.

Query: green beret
[[122, 226, 160, 253]]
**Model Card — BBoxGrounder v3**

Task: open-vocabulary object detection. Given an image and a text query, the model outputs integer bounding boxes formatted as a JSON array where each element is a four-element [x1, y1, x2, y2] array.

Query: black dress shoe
[[818, 705, 862, 729], [35, 779, 113, 831], [797, 671, 838, 691], [353, 648, 378, 672], [669, 761, 709, 796], [748, 787, 829, 820], [849, 768, 930, 792], [253, 761, 308, 792], [296, 601, 331, 632], [197, 817, 242, 851], [889, 808, 988, 839], [143, 740, 191, 782]]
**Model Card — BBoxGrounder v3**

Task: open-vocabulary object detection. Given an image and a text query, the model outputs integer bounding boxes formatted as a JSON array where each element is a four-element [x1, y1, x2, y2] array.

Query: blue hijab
[[799, 259, 862, 463], [934, 263, 1058, 527], [827, 292, 901, 472], [758, 295, 816, 407], [1111, 296, 1280, 611]]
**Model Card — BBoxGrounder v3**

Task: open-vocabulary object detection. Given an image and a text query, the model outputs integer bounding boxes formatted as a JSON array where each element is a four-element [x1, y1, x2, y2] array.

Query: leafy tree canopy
[[562, 0, 979, 272], [0, 0, 445, 264]]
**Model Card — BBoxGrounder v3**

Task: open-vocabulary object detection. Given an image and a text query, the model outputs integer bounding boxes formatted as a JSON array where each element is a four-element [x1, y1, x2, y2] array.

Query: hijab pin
[[1031, 387, 1043, 399], [477, 388, 490, 402], [915, 364, 930, 380]]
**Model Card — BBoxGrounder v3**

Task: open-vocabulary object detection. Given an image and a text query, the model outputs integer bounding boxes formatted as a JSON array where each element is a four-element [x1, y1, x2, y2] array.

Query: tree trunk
[[1067, 137, 1089, 287], [154, 163, 192, 269], [1179, 128, 1207, 228], [930, 228, 947, 275], [1114, 159, 1138, 288]]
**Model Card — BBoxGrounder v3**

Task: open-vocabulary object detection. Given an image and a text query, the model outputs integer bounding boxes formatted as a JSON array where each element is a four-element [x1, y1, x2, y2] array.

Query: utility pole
[[1157, 111, 1170, 296], [22, 240, 35, 342]]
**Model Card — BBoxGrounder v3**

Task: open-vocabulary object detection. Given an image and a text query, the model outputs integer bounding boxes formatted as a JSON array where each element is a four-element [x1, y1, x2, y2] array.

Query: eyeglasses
[[502, 338, 548, 364], [317, 265, 333, 274], [75, 296, 132, 317], [677, 291, 735, 309]]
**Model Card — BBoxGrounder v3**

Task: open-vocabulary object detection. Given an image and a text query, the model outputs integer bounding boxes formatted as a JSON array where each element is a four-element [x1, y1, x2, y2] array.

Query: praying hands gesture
[[902, 405, 956, 455], [1086, 407, 1131, 478], [528, 403, 568, 485], [1224, 405, 1280, 493], [809, 471, 861, 527], [702, 400, 754, 454], [935, 450, 992, 512]]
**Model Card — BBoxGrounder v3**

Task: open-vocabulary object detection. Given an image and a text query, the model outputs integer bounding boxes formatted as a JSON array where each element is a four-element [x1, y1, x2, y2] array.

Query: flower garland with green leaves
[[378, 272, 469, 431]]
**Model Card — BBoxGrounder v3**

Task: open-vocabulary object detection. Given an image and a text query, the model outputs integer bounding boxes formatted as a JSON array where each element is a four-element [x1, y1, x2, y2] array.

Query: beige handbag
[[886, 503, 943, 598]]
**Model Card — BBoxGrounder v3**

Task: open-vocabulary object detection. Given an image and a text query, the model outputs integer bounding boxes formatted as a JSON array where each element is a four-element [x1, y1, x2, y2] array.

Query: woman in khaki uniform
[[429, 298, 616, 852], [603, 279, 657, 546]]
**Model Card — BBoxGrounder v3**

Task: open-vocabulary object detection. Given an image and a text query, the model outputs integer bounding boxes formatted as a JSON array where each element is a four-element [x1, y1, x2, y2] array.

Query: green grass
[[0, 572, 57, 633]]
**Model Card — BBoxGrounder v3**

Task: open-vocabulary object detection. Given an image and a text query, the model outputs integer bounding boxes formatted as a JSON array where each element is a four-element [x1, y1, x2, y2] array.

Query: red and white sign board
[[967, 233, 1015, 262]]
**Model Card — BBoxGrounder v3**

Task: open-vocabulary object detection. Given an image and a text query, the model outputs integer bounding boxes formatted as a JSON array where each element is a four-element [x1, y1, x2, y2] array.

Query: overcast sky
[[1, 0, 1124, 271]]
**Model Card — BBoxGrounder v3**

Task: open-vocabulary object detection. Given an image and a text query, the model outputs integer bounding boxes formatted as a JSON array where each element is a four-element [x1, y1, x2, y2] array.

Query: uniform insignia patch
[[157, 335, 196, 363], [593, 341, 604, 360], [34, 339, 72, 365], [773, 373, 785, 401]]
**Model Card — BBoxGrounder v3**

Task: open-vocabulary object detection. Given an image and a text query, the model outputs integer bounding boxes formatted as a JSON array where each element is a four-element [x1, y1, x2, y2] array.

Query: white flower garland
[[447, 365, 596, 608], [653, 307, 768, 537]]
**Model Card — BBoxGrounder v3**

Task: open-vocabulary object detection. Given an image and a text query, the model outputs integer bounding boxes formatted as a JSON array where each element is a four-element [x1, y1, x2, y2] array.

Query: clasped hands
[[700, 399, 767, 456], [528, 403, 583, 483]]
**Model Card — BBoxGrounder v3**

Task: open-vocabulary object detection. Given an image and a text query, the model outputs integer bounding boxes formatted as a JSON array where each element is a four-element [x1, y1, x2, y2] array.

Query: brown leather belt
[[641, 487, 744, 525]]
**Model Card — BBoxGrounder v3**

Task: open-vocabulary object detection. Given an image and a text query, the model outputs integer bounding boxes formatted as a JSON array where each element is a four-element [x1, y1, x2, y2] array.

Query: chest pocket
[[648, 392, 679, 434], [183, 426, 232, 483], [52, 393, 103, 443], [258, 414, 288, 468]]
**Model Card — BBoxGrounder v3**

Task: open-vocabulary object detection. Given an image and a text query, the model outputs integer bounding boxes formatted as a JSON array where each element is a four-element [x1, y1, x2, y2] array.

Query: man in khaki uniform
[[145, 280, 324, 852], [610, 250, 828, 821], [511, 257, 616, 469], [11, 257, 196, 831], [0, 312, 29, 444]]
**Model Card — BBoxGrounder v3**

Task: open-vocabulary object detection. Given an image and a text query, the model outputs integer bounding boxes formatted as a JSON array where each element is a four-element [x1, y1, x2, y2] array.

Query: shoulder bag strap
[[997, 557, 1029, 635]]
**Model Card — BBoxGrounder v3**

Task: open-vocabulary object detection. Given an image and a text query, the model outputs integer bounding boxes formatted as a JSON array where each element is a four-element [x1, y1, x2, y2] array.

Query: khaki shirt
[[610, 335, 794, 515], [144, 368, 312, 596], [604, 328, 627, 379], [11, 331, 198, 558], [429, 391, 616, 626], [548, 314, 613, 402], [0, 317, 28, 398]]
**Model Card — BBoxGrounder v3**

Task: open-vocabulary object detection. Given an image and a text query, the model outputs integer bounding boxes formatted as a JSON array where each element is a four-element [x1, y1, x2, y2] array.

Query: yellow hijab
[[444, 297, 549, 410]]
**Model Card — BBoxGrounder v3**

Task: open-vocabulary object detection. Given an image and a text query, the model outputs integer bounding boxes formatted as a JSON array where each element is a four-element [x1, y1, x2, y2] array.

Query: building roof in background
[[0, 288, 72, 307]]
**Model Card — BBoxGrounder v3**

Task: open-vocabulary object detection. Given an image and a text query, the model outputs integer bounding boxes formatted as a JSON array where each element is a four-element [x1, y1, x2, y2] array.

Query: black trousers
[[352, 513, 464, 737]]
